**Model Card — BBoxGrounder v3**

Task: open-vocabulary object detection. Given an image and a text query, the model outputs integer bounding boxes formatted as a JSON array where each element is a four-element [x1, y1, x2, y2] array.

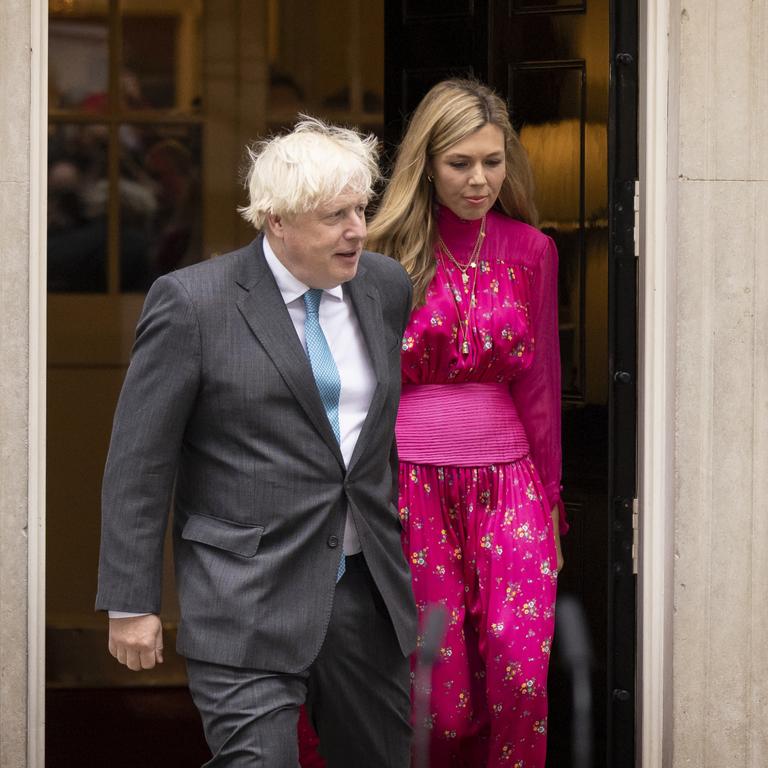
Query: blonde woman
[[368, 79, 566, 768]]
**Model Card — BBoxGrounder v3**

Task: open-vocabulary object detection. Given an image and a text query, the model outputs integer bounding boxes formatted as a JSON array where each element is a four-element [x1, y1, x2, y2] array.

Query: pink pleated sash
[[396, 383, 530, 466]]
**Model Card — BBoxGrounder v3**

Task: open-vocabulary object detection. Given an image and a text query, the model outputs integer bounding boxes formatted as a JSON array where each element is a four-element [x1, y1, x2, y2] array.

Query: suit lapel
[[235, 239, 345, 469], [345, 269, 390, 474]]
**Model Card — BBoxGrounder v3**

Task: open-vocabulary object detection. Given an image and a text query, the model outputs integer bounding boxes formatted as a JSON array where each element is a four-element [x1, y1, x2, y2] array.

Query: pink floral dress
[[396, 205, 565, 768]]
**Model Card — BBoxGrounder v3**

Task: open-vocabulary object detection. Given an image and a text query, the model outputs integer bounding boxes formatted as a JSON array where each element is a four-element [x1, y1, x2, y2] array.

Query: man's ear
[[266, 212, 284, 239]]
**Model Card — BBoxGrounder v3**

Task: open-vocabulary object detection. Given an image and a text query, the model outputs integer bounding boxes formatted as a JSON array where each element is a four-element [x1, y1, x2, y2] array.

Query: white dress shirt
[[110, 237, 374, 617], [262, 235, 375, 555]]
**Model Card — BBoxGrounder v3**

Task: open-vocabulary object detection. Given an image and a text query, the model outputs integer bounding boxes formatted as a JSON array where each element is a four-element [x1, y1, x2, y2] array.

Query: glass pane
[[48, 123, 109, 292], [121, 17, 174, 110], [267, 0, 384, 130], [511, 63, 589, 398], [119, 123, 203, 291], [121, 2, 202, 112], [49, 2, 109, 113], [513, 65, 584, 224]]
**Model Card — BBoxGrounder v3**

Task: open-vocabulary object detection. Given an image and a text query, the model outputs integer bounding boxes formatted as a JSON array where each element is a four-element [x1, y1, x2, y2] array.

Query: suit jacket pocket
[[181, 514, 264, 558]]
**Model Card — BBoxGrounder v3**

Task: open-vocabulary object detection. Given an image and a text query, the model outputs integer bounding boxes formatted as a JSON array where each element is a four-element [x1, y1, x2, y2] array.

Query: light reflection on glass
[[50, 0, 77, 14], [49, 13, 109, 113], [48, 124, 109, 292], [265, 0, 383, 129], [121, 14, 180, 111], [119, 124, 203, 291]]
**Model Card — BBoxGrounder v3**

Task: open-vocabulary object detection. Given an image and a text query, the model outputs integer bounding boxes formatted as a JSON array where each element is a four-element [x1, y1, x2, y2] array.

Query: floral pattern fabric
[[397, 206, 562, 768]]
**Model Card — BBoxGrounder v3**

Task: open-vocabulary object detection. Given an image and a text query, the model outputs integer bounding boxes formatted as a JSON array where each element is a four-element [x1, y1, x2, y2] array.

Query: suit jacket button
[[327, 535, 339, 548]]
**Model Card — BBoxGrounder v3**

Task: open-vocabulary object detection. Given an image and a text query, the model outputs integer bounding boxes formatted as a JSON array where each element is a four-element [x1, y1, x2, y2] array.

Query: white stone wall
[[0, 0, 31, 765], [672, 1, 768, 766]]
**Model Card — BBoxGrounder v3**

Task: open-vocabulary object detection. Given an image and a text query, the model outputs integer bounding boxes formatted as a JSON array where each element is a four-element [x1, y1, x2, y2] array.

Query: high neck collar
[[435, 204, 485, 253]]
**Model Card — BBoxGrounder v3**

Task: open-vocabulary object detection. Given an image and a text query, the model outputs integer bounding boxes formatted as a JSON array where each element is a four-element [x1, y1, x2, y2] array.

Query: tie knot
[[303, 288, 323, 317]]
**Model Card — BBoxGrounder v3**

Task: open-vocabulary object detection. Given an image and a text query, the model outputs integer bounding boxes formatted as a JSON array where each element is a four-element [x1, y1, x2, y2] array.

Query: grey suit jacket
[[96, 236, 417, 672]]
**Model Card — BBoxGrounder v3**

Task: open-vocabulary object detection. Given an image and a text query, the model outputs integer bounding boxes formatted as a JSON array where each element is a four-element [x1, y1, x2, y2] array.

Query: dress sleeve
[[509, 236, 567, 533]]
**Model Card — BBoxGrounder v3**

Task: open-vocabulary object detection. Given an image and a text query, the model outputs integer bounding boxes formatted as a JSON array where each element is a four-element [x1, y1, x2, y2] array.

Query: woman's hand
[[551, 505, 564, 573]]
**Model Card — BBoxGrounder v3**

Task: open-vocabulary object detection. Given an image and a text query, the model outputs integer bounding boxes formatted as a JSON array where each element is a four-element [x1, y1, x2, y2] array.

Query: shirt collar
[[262, 234, 344, 305]]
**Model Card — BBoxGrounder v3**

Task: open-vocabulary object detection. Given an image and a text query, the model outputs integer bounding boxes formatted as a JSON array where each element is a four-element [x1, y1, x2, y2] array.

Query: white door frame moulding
[[638, 0, 675, 766], [28, 0, 47, 765]]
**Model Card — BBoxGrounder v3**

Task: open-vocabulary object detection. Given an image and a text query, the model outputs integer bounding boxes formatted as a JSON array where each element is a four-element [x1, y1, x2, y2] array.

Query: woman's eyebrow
[[445, 150, 504, 159]]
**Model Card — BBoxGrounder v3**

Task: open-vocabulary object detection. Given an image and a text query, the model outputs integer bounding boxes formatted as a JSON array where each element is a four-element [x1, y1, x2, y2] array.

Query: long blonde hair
[[367, 79, 537, 306]]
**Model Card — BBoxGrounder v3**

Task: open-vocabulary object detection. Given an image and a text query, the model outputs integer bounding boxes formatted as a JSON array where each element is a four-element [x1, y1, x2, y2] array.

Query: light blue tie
[[303, 289, 345, 582]]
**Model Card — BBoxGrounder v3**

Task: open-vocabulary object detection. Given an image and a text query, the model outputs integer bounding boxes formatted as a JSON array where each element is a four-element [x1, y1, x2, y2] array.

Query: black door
[[384, 2, 638, 765]]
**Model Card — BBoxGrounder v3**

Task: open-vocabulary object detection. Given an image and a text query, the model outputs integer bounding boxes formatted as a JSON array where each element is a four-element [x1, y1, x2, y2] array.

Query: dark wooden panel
[[384, 0, 488, 148], [549, 491, 609, 766], [400, 65, 475, 115], [511, 0, 587, 13], [510, 61, 589, 400], [508, 59, 586, 127], [403, 0, 475, 21]]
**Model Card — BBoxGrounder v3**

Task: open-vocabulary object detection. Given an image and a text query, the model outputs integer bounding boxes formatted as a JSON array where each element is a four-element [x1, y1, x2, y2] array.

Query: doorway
[[43, 1, 638, 765], [385, 1, 638, 765]]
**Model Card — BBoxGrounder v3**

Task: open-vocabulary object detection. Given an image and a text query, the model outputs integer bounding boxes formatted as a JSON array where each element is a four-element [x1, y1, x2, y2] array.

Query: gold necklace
[[437, 214, 486, 291], [438, 249, 479, 357]]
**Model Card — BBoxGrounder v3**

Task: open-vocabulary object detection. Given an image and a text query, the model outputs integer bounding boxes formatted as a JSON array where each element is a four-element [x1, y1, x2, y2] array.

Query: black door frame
[[607, 1, 639, 765]]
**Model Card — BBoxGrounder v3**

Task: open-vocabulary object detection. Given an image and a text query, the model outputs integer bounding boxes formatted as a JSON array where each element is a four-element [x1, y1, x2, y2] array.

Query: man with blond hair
[[96, 118, 416, 767]]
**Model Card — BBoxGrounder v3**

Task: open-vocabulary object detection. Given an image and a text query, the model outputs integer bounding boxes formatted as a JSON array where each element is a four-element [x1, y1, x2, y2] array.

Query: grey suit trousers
[[186, 555, 411, 767]]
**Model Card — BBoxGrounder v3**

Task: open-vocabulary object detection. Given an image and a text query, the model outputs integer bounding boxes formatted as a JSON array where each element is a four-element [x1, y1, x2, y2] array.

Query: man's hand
[[108, 614, 164, 671]]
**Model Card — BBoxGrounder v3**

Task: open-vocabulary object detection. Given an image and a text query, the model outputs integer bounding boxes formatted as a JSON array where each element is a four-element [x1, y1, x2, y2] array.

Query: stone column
[[0, 1, 43, 766], [672, 1, 768, 766]]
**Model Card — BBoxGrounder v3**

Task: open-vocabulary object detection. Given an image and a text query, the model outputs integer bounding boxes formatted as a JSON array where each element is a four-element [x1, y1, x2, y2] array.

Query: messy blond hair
[[239, 116, 380, 230], [367, 79, 537, 306]]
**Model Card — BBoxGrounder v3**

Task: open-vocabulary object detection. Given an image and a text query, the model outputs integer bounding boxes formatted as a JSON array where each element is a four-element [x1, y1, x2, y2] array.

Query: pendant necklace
[[437, 214, 486, 292], [436, 216, 486, 356], [438, 251, 477, 356]]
